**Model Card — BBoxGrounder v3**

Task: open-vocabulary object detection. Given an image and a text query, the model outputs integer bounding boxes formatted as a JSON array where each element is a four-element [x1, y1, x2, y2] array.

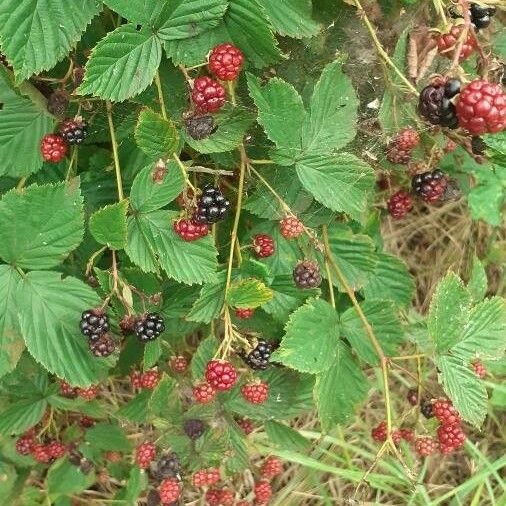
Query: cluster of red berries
[[130, 369, 161, 390], [40, 117, 88, 163], [191, 43, 244, 114], [193, 360, 269, 406], [371, 421, 413, 445], [386, 127, 420, 165], [59, 380, 98, 400], [16, 430, 66, 463]]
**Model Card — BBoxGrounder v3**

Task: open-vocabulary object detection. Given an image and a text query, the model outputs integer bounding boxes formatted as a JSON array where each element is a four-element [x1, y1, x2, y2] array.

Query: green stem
[[154, 71, 168, 120], [106, 101, 124, 201]]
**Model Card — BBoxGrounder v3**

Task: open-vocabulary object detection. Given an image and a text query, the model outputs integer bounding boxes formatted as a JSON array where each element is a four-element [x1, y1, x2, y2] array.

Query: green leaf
[[85, 423, 132, 451], [325, 226, 378, 291], [0, 398, 46, 435], [340, 300, 404, 366], [225, 368, 314, 420], [315, 342, 368, 430], [262, 275, 319, 323], [0, 70, 53, 177], [191, 336, 219, 380], [0, 266, 24, 378], [247, 74, 305, 153], [437, 354, 488, 427], [271, 298, 339, 374], [89, 200, 128, 250], [121, 466, 148, 505], [362, 253, 414, 307], [47, 458, 96, 498], [187, 273, 226, 324], [79, 24, 162, 102], [225, 0, 281, 68], [135, 108, 179, 160], [156, 0, 228, 40], [185, 106, 255, 154], [452, 297, 506, 361], [144, 340, 162, 370], [0, 462, 16, 501], [17, 271, 106, 387], [129, 161, 185, 214], [296, 153, 375, 222], [302, 60, 358, 154], [467, 255, 488, 303], [227, 279, 273, 309], [256, 0, 320, 38], [149, 376, 177, 417], [264, 421, 311, 451], [116, 390, 151, 423], [467, 169, 505, 227], [103, 0, 167, 25], [0, 0, 101, 82], [427, 272, 472, 353], [0, 181, 84, 269], [126, 211, 218, 284]]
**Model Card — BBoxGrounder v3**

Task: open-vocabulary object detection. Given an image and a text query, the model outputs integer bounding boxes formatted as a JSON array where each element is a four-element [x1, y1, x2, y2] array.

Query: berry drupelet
[[135, 313, 165, 342], [195, 185, 230, 224]]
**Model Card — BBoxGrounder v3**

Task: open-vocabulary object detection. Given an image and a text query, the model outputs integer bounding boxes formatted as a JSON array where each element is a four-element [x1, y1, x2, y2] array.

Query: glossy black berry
[[185, 114, 216, 140], [59, 118, 88, 145], [183, 419, 206, 440], [418, 83, 458, 129], [412, 170, 448, 203], [195, 185, 230, 224], [421, 398, 434, 419], [242, 340, 272, 371], [293, 259, 322, 289], [151, 451, 181, 481], [135, 313, 165, 342], [444, 79, 461, 99], [89, 334, 115, 357], [80, 309, 109, 342]]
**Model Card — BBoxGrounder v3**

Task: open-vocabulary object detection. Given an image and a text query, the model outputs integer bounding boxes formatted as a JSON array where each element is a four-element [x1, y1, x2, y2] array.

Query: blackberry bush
[[0, 2, 504, 505]]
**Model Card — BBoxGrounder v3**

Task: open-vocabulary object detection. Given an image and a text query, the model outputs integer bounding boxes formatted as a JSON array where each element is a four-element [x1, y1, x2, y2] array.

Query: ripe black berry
[[80, 309, 109, 342], [183, 419, 206, 440], [195, 185, 230, 224], [241, 340, 272, 371], [135, 313, 165, 342], [444, 79, 461, 99], [185, 114, 216, 140], [151, 451, 182, 481], [59, 118, 88, 145], [420, 398, 434, 419], [412, 170, 448, 203], [293, 259, 322, 289], [470, 3, 495, 29], [418, 81, 459, 128], [89, 334, 115, 357]]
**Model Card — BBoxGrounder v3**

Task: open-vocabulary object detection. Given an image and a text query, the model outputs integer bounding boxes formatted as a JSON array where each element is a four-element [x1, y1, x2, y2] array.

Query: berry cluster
[[241, 340, 272, 371], [79, 309, 115, 357], [135, 442, 156, 469], [240, 382, 269, 404], [15, 431, 67, 463], [183, 418, 206, 440], [235, 307, 255, 320], [135, 313, 165, 342], [40, 117, 88, 163], [195, 185, 230, 224], [472, 359, 486, 379], [386, 127, 420, 165], [59, 118, 88, 145]]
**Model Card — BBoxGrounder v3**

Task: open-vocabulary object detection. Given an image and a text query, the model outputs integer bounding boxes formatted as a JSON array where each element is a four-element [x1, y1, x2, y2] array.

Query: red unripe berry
[[456, 79, 506, 135], [40, 134, 68, 163], [135, 442, 156, 469], [406, 389, 418, 406], [240, 381, 269, 404], [171, 355, 189, 373], [391, 429, 403, 445], [237, 418, 254, 435], [399, 428, 414, 442], [159, 478, 182, 504], [174, 218, 209, 241], [205, 360, 238, 391], [252, 234, 275, 258], [235, 307, 255, 319], [31, 443, 52, 463], [437, 423, 466, 453], [130, 370, 142, 389], [141, 370, 161, 390], [209, 43, 244, 81], [77, 385, 98, 401], [192, 467, 221, 487], [59, 380, 78, 398], [193, 382, 217, 404], [436, 25, 476, 61], [205, 489, 222, 506], [432, 399, 462, 426], [393, 128, 420, 151], [415, 436, 438, 457], [219, 489, 235, 506], [48, 441, 66, 459], [279, 216, 304, 239], [237, 502, 250, 506], [192, 76, 226, 113], [261, 456, 283, 479], [472, 359, 486, 379], [16, 434, 34, 455], [79, 415, 96, 428], [254, 480, 272, 504], [388, 190, 413, 219], [371, 421, 387, 442]]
